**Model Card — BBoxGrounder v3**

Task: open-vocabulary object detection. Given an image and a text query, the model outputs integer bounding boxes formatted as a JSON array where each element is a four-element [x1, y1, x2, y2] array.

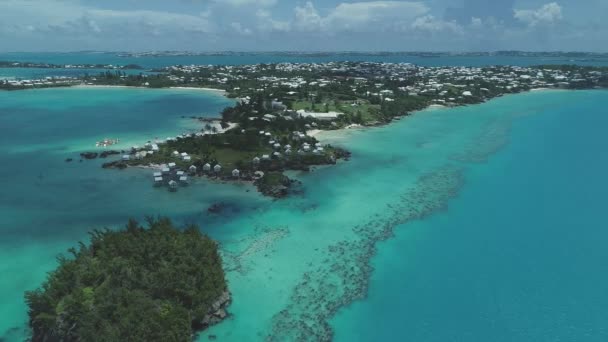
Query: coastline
[[73, 84, 228, 96]]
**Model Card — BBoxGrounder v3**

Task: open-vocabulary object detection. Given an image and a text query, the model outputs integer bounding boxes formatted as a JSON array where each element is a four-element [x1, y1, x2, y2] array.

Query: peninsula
[[5, 61, 607, 197]]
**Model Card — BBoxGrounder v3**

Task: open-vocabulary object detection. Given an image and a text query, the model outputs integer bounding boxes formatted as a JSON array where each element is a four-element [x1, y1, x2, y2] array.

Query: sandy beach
[[74, 84, 227, 95]]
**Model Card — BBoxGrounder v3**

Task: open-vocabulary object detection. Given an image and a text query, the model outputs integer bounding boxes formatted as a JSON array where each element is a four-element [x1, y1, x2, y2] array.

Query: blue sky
[[0, 0, 606, 52]]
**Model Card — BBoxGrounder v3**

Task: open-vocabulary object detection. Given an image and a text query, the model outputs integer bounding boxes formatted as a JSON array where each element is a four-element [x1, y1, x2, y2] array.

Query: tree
[[25, 218, 228, 342]]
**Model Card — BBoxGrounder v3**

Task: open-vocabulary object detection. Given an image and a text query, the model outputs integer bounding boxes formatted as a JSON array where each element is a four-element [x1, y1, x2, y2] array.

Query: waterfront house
[[154, 176, 163, 186], [161, 167, 171, 174], [203, 163, 212, 172], [153, 172, 162, 178], [214, 164, 222, 173], [176, 171, 185, 177], [253, 157, 261, 164], [189, 165, 197, 173], [232, 169, 240, 178], [179, 176, 188, 184], [168, 180, 178, 191], [122, 155, 130, 161], [168, 162, 177, 169]]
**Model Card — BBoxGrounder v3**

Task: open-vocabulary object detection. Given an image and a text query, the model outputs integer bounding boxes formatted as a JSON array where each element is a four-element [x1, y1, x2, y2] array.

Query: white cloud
[[294, 1, 430, 33], [514, 2, 563, 27], [294, 2, 323, 31], [230, 22, 253, 35], [212, 0, 277, 7], [411, 15, 463, 35], [0, 0, 213, 37]]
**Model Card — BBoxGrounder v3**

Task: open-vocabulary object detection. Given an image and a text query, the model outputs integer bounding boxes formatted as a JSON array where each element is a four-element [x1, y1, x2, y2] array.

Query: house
[[153, 172, 162, 178], [261, 154, 270, 161], [183, 155, 191, 162], [253, 157, 261, 164], [214, 164, 222, 173], [179, 176, 188, 184], [161, 167, 170, 174], [168, 162, 177, 169], [154, 176, 163, 186], [232, 169, 240, 178], [122, 155, 130, 161], [189, 165, 197, 173], [172, 151, 180, 157], [203, 163, 212, 172], [176, 171, 185, 177], [168, 180, 178, 191]]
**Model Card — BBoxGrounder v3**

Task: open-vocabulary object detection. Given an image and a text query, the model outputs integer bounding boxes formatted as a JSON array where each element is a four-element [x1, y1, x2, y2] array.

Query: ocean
[[1, 62, 607, 340]]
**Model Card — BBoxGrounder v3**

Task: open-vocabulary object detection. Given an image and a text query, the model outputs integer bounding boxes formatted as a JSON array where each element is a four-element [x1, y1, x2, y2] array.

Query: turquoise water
[[332, 90, 608, 341], [1, 87, 607, 341]]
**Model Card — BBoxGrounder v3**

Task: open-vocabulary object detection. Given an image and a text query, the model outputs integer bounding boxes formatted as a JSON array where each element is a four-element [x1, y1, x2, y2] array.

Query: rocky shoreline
[[196, 291, 232, 334]]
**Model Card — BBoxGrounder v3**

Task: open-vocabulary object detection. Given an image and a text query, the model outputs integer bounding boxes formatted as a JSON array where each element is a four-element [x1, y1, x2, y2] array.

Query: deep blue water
[[332, 90, 608, 341]]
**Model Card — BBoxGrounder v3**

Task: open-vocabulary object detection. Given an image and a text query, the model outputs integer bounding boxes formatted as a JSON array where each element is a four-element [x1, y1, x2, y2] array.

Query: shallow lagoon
[[1, 88, 608, 341]]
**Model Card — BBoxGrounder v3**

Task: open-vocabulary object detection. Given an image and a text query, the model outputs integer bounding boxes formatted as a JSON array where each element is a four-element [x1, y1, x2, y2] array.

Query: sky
[[0, 0, 606, 52]]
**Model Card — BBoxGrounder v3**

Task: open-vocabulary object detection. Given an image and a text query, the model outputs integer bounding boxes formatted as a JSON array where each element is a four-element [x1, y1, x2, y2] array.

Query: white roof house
[[203, 163, 212, 171], [297, 109, 344, 121], [214, 164, 222, 173], [189, 165, 197, 172], [232, 169, 240, 177], [176, 171, 185, 176], [183, 156, 191, 162], [168, 162, 177, 168], [122, 155, 130, 161], [153, 172, 162, 177], [253, 157, 261, 164], [162, 167, 170, 174]]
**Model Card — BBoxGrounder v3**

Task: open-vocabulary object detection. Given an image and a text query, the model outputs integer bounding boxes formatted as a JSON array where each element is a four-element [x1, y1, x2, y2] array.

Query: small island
[[25, 218, 230, 342]]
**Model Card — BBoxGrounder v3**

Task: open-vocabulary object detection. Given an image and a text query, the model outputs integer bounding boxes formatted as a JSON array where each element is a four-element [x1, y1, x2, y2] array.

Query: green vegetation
[[25, 218, 229, 342]]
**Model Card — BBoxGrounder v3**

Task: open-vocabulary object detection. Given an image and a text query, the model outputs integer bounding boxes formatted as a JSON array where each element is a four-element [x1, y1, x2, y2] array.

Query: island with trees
[[25, 218, 230, 342]]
